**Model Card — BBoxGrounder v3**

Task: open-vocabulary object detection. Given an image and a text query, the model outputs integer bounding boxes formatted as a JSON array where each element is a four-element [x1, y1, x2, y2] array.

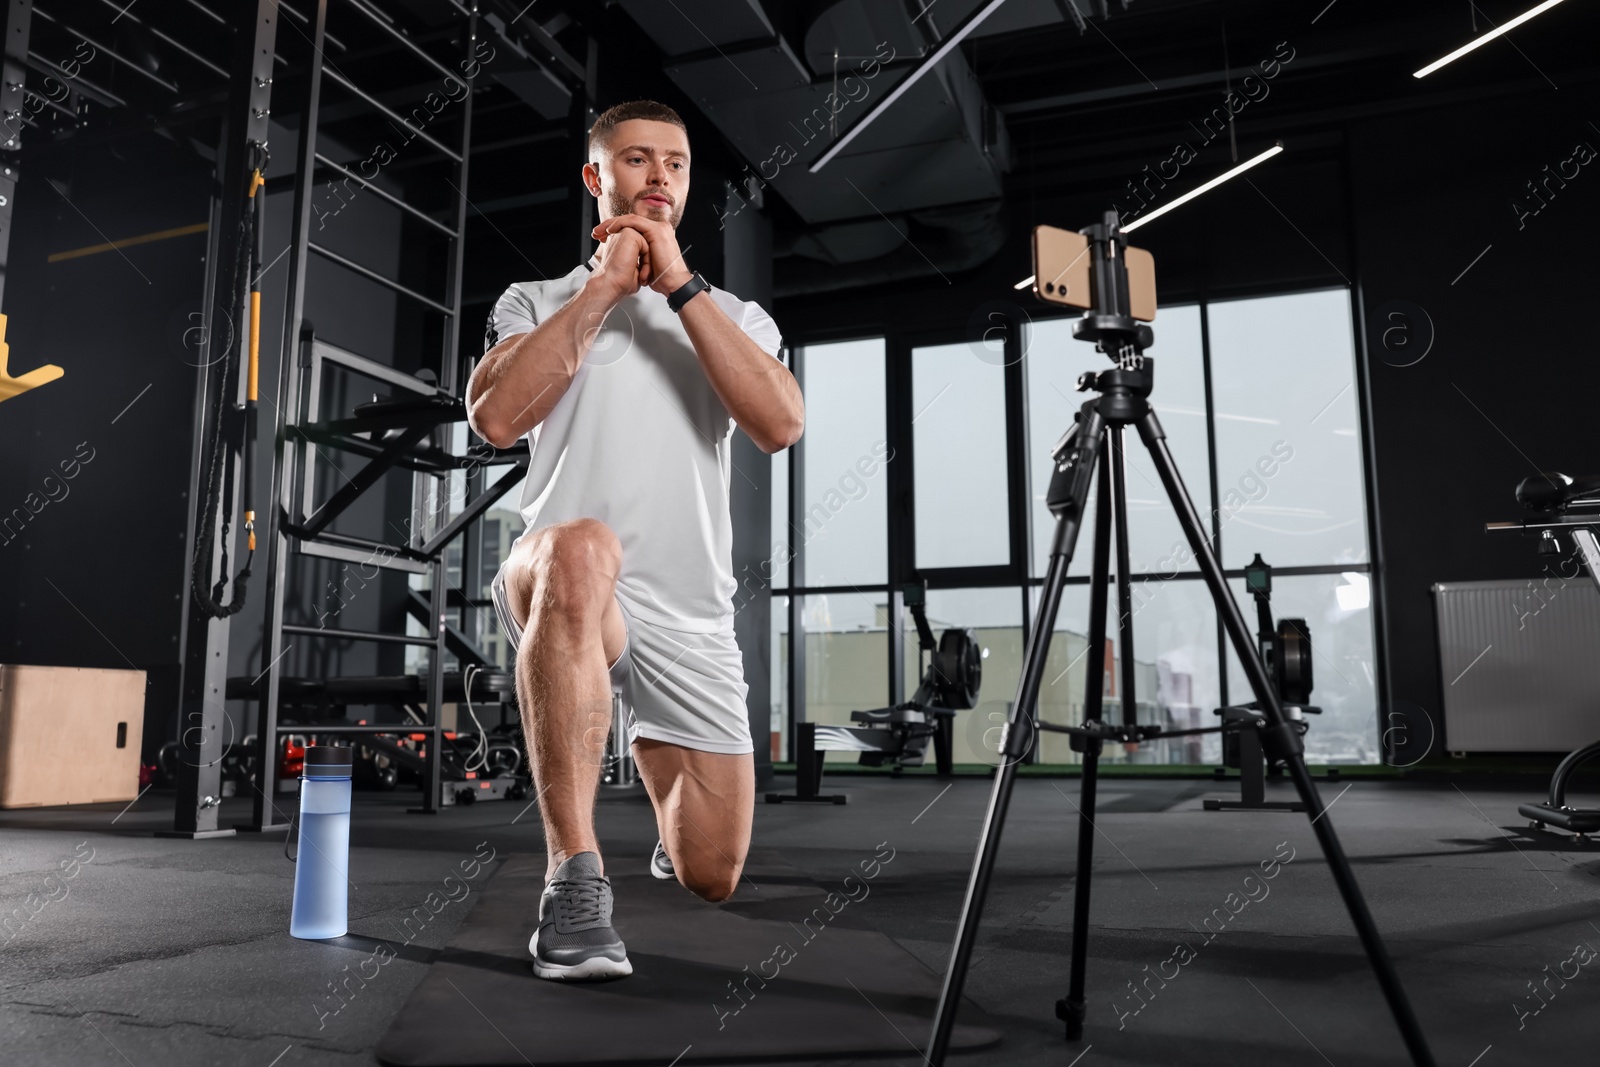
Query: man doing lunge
[[466, 99, 803, 980]]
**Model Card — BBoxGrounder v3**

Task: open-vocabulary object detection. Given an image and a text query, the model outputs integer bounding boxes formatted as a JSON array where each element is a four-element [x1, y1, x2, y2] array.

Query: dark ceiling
[[15, 0, 1598, 314]]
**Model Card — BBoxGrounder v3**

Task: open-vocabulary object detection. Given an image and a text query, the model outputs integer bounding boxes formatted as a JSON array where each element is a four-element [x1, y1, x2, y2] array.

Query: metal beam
[[248, 0, 326, 837], [89, 0, 228, 79], [32, 6, 181, 93], [0, 0, 35, 311], [169, 0, 278, 841]]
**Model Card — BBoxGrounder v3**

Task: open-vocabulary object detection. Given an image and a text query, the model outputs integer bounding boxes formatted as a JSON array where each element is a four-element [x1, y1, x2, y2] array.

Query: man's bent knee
[[678, 859, 741, 903], [526, 519, 622, 617]]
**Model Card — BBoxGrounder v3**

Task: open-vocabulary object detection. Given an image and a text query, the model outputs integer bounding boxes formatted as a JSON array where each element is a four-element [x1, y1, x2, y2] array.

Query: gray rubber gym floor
[[2, 773, 1595, 1066]]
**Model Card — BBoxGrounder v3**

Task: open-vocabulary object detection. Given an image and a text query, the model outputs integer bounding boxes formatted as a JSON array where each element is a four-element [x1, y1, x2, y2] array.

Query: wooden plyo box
[[0, 665, 147, 808]]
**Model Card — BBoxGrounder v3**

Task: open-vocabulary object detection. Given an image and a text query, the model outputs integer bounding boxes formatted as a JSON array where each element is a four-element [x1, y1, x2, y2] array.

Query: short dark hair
[[587, 100, 687, 160]]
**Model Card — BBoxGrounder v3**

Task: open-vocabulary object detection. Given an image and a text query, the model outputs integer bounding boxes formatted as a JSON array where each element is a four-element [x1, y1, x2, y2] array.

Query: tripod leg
[[927, 408, 1108, 1066], [1135, 410, 1437, 1067], [1060, 444, 1115, 1040], [1109, 425, 1138, 730]]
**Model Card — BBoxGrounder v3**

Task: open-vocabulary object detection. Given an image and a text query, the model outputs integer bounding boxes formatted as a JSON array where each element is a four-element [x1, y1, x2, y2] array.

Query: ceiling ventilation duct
[[483, 10, 575, 120], [774, 197, 1011, 297], [614, 0, 1031, 295]]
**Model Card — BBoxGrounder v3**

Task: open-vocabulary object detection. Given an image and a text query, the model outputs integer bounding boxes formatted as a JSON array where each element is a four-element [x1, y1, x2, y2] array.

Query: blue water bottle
[[289, 744, 352, 939]]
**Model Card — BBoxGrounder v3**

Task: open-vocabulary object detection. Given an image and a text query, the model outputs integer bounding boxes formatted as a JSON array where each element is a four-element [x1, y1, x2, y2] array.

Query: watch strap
[[667, 271, 710, 313]]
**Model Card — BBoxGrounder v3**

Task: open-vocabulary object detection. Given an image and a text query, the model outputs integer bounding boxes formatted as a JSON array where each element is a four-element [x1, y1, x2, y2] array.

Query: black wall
[[0, 111, 420, 765], [0, 130, 212, 758], [1352, 90, 1600, 760]]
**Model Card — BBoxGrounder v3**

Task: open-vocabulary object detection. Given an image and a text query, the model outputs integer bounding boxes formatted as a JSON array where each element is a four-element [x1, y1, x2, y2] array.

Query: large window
[[1025, 304, 1222, 765], [1208, 289, 1373, 759], [773, 287, 1375, 765], [1208, 290, 1368, 568], [912, 342, 1011, 569], [1025, 304, 1212, 576], [795, 338, 888, 588], [789, 339, 891, 755]]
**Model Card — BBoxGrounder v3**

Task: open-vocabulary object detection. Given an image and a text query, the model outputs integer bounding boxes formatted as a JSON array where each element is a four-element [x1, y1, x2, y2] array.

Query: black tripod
[[924, 214, 1435, 1066]]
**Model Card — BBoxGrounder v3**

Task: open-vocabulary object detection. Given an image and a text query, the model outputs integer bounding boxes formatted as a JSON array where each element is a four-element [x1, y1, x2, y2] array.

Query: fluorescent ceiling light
[[1123, 143, 1283, 233], [1413, 0, 1568, 78]]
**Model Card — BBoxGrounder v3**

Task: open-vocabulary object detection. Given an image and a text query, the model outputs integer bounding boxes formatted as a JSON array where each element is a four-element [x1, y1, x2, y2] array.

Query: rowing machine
[[766, 581, 983, 804]]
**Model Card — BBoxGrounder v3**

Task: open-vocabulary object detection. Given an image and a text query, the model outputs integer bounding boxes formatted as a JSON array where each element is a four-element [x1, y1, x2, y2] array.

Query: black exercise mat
[[375, 848, 1002, 1065]]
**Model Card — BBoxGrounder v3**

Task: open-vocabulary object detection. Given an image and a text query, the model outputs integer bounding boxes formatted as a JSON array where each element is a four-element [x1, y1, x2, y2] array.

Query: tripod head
[[1031, 210, 1156, 369]]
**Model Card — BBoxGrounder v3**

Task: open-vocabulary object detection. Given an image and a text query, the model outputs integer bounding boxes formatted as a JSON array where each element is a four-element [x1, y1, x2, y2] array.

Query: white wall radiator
[[1433, 579, 1600, 752]]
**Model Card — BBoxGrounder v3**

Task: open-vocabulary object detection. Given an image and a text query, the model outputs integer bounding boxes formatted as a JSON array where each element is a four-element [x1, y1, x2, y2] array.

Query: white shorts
[[489, 564, 754, 755]]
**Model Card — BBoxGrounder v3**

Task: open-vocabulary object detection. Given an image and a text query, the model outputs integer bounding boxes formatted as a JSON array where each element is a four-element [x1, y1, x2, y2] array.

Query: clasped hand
[[591, 214, 693, 301]]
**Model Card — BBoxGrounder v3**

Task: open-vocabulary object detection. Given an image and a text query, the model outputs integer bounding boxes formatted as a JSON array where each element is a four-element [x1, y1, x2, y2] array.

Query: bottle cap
[[303, 744, 353, 776]]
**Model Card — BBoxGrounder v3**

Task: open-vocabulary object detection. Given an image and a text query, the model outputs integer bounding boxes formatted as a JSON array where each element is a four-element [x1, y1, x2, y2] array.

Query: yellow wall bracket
[[0, 313, 64, 404]]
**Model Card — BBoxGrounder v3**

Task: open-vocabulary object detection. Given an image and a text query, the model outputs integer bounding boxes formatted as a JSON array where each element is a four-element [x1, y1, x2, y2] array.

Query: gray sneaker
[[649, 839, 674, 880], [530, 852, 632, 980]]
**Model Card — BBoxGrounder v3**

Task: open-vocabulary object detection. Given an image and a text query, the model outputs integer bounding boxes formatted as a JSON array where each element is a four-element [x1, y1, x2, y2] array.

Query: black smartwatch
[[667, 271, 711, 313]]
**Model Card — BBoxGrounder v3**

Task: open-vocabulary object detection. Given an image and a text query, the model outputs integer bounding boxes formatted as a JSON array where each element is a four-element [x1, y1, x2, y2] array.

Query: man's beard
[[607, 186, 683, 228]]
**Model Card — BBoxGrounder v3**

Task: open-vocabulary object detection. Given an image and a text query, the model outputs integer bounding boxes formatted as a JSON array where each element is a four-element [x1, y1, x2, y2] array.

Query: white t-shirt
[[483, 260, 784, 635]]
